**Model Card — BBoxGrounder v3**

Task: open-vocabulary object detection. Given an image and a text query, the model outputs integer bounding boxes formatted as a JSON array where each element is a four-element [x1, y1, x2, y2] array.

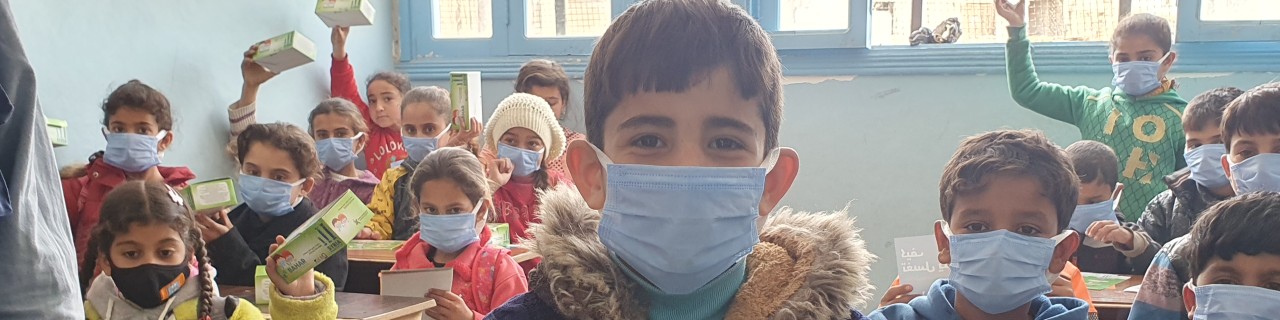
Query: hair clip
[[166, 185, 186, 207]]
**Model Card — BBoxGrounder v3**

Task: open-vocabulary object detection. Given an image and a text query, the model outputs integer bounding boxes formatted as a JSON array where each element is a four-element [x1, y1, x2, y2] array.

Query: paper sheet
[[379, 268, 454, 298], [894, 235, 949, 294]]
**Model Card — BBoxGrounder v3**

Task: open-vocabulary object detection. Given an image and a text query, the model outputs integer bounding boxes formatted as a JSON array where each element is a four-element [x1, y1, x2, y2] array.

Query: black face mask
[[110, 262, 190, 309]]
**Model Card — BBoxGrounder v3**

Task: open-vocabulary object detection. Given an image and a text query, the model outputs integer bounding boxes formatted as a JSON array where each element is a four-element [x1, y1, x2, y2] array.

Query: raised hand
[[331, 26, 351, 59], [266, 235, 317, 297], [994, 0, 1027, 28], [241, 45, 277, 88]]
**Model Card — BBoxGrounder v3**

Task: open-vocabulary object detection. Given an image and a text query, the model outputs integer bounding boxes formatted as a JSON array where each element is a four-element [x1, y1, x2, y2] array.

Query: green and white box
[[252, 31, 316, 73], [254, 265, 270, 305], [182, 178, 238, 212], [487, 223, 510, 248], [271, 191, 373, 282], [316, 0, 376, 27], [449, 72, 482, 132]]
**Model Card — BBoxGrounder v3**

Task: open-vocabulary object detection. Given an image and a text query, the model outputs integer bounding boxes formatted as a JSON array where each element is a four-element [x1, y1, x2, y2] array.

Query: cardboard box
[[254, 265, 271, 305], [486, 223, 510, 248], [252, 31, 317, 73], [182, 178, 238, 212], [316, 0, 376, 28], [271, 191, 374, 282], [449, 72, 483, 132], [379, 268, 453, 298]]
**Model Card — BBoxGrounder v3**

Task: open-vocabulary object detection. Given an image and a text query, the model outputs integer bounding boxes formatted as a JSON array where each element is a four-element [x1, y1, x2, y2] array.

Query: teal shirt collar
[[611, 254, 748, 320]]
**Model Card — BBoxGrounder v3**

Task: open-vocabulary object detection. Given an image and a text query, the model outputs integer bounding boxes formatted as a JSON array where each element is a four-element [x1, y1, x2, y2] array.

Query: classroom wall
[[13, 1, 1278, 310], [11, 0, 395, 178]]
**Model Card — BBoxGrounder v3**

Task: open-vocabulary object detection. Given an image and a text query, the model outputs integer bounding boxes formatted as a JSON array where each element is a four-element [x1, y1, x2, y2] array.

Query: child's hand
[[488, 158, 514, 186], [445, 110, 483, 148], [1087, 220, 1135, 249], [1049, 272, 1074, 298], [994, 0, 1027, 28], [424, 289, 474, 320], [195, 209, 233, 243], [266, 235, 317, 297], [878, 284, 921, 307], [356, 227, 383, 240], [331, 26, 351, 59], [241, 45, 278, 88]]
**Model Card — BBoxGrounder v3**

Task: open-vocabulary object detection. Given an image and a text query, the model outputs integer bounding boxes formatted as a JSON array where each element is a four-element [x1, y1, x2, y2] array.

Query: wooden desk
[[1088, 275, 1143, 320], [220, 285, 433, 320]]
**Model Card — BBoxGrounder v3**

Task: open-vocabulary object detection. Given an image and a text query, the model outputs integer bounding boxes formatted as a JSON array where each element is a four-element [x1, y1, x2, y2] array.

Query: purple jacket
[[310, 170, 379, 207]]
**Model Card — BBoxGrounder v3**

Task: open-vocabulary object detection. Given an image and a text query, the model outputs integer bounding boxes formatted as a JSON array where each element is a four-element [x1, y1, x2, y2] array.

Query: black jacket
[[207, 199, 348, 290]]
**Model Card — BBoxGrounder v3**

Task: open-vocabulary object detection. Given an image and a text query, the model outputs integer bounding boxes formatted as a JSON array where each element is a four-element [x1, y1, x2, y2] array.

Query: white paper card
[[379, 268, 454, 298], [894, 235, 949, 295]]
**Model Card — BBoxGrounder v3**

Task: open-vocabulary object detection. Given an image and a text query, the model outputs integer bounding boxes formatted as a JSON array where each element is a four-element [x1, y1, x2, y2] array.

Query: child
[[81, 181, 337, 319], [391, 147, 528, 319], [1130, 82, 1280, 319], [1085, 88, 1244, 275], [1061, 140, 1146, 275], [871, 129, 1088, 320], [480, 93, 568, 263], [227, 47, 381, 207], [514, 59, 583, 185], [331, 26, 410, 178], [363, 86, 480, 240], [487, 1, 874, 318], [998, 0, 1188, 221], [201, 123, 349, 290], [63, 80, 196, 263], [1180, 192, 1280, 318]]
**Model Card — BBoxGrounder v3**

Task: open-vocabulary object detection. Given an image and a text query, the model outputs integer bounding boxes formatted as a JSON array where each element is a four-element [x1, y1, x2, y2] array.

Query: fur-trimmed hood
[[525, 186, 876, 319]]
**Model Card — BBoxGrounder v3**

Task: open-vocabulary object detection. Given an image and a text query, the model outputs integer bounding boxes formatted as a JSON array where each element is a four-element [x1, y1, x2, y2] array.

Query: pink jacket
[[392, 228, 529, 319]]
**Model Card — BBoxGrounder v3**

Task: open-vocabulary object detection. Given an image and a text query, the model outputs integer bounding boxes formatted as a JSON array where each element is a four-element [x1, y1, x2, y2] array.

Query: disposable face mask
[[102, 129, 167, 173], [316, 132, 365, 171], [595, 143, 779, 294], [1227, 153, 1280, 194], [1186, 144, 1231, 189], [237, 174, 304, 217], [403, 126, 449, 163], [946, 226, 1072, 314], [1190, 283, 1280, 319], [1112, 53, 1169, 96], [418, 199, 484, 253], [1069, 199, 1118, 248], [497, 143, 544, 178]]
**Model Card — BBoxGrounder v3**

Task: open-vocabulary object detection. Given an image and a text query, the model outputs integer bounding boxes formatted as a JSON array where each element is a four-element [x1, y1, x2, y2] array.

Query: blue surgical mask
[[946, 226, 1072, 314], [1069, 199, 1116, 234], [403, 126, 448, 163], [1112, 53, 1168, 96], [102, 129, 167, 173], [418, 200, 483, 253], [1190, 284, 1280, 319], [1187, 144, 1231, 189], [1228, 153, 1280, 194], [595, 144, 778, 295], [316, 132, 364, 172], [236, 174, 304, 217], [497, 143, 543, 177]]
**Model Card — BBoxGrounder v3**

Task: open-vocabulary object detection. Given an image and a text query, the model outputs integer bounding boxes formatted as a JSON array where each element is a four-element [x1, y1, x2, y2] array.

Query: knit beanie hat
[[483, 93, 566, 161]]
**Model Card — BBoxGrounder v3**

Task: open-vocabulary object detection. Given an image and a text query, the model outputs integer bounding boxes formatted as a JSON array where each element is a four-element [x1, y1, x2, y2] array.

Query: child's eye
[[709, 138, 745, 151], [962, 223, 988, 233], [447, 207, 465, 214], [1187, 142, 1201, 149], [123, 251, 140, 259], [501, 138, 518, 146], [1211, 278, 1239, 285], [631, 135, 665, 149], [421, 207, 438, 215], [109, 126, 126, 133], [159, 249, 175, 258], [1016, 225, 1042, 236], [384, 98, 393, 103], [1238, 150, 1258, 159], [527, 141, 543, 150], [272, 174, 288, 181]]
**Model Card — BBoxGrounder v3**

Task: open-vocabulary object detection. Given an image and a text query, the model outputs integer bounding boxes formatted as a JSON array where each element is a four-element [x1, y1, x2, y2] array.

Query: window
[[526, 0, 612, 37], [433, 0, 493, 39], [871, 0, 1178, 46], [1199, 0, 1280, 21], [779, 0, 851, 31]]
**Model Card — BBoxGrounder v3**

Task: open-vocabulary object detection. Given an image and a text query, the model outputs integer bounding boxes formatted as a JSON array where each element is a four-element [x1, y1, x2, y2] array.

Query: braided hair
[[79, 181, 216, 319]]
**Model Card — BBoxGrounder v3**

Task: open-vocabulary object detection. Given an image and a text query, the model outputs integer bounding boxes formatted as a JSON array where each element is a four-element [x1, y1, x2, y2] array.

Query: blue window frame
[[398, 0, 1280, 80]]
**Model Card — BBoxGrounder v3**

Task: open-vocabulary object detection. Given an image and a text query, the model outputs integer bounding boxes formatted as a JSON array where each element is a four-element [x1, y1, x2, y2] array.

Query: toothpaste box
[[487, 223, 510, 248], [270, 191, 373, 282], [254, 265, 270, 305], [252, 31, 316, 73], [181, 178, 238, 212], [316, 0, 376, 28], [449, 72, 483, 132]]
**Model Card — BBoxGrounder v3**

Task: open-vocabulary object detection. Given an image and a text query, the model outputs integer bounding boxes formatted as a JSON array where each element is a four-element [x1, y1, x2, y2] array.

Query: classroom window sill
[[395, 40, 1280, 81]]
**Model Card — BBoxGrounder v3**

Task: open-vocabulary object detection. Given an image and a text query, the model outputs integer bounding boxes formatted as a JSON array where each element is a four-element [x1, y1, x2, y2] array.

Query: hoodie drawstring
[[156, 296, 177, 320]]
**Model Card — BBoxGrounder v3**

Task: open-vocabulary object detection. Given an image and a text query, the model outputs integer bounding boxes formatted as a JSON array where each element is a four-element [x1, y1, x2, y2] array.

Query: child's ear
[[1159, 52, 1178, 74], [565, 140, 606, 210], [1111, 183, 1125, 205], [97, 255, 111, 276], [934, 221, 951, 265], [299, 177, 316, 195], [1222, 154, 1233, 180], [1183, 283, 1197, 317], [158, 131, 176, 153], [354, 133, 369, 153], [1048, 231, 1081, 274], [760, 148, 800, 216]]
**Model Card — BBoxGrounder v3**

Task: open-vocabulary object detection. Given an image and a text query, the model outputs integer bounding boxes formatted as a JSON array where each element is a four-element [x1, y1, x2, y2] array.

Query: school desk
[[345, 244, 542, 294], [219, 285, 435, 320], [1087, 274, 1142, 320]]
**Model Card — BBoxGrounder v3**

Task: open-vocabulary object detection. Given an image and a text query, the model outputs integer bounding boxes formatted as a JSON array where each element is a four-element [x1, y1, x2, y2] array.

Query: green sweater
[[614, 254, 747, 320], [1005, 26, 1188, 221]]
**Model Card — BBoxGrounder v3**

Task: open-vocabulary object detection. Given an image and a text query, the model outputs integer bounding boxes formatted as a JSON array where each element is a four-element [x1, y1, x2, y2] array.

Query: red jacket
[[330, 55, 406, 179], [61, 153, 195, 262], [393, 227, 529, 319]]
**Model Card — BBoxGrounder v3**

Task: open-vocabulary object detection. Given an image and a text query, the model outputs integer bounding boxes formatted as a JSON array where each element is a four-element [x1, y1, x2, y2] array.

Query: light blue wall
[[12, 0, 1279, 309], [12, 0, 395, 178]]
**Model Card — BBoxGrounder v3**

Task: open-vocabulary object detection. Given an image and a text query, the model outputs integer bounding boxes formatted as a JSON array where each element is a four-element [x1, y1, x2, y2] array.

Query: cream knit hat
[[483, 93, 566, 161]]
